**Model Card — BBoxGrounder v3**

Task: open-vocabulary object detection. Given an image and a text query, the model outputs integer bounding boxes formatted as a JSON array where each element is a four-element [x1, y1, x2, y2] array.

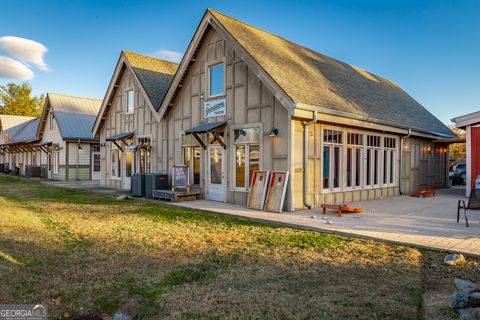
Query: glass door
[[207, 145, 225, 201]]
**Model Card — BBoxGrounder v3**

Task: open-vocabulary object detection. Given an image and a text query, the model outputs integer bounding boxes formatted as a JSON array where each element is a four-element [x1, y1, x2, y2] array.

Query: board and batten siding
[[99, 66, 160, 189], [162, 28, 290, 207]]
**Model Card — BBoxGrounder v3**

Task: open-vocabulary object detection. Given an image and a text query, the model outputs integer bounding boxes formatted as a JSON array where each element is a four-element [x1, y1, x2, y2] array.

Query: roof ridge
[[48, 92, 102, 102], [208, 8, 395, 83], [122, 50, 180, 66]]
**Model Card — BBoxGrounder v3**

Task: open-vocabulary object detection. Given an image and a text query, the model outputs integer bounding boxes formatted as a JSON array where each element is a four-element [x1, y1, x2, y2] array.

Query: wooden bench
[[321, 204, 343, 217]]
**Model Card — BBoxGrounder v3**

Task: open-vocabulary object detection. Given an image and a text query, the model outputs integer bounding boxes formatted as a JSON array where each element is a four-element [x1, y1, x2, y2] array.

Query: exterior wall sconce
[[269, 127, 279, 137]]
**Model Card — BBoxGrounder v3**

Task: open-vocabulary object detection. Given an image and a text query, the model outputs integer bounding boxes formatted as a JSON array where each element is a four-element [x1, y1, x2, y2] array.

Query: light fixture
[[269, 127, 279, 137]]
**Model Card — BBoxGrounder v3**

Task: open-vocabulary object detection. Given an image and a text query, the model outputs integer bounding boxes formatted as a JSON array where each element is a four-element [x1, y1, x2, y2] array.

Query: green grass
[[0, 175, 479, 319]]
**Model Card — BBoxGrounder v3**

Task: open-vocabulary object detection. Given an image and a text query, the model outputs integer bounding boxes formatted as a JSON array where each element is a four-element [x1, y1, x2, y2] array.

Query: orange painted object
[[411, 188, 436, 198], [340, 206, 363, 214]]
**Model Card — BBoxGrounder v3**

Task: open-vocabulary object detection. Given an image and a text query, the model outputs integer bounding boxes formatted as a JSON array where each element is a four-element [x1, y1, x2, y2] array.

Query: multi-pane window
[[323, 130, 343, 190], [126, 90, 134, 114], [208, 63, 225, 97], [366, 135, 381, 187], [346, 133, 363, 188], [111, 148, 121, 179], [383, 137, 396, 185], [138, 137, 151, 174], [182, 135, 201, 185], [233, 127, 260, 190]]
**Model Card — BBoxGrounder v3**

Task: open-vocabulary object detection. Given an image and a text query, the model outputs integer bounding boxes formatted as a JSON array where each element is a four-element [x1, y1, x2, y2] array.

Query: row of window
[[109, 127, 399, 192], [323, 131, 397, 191]]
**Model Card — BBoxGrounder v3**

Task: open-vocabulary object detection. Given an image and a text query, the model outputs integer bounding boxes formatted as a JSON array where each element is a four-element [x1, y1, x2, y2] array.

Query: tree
[[0, 82, 44, 117], [448, 124, 466, 161]]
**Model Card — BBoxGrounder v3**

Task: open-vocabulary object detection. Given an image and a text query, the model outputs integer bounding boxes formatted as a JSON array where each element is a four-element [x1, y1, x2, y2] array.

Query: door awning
[[185, 121, 226, 134], [184, 121, 226, 149], [105, 132, 134, 142], [105, 132, 134, 152]]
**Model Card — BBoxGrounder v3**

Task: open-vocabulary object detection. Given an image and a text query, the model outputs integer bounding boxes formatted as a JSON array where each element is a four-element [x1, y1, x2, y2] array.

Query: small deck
[[153, 189, 201, 202]]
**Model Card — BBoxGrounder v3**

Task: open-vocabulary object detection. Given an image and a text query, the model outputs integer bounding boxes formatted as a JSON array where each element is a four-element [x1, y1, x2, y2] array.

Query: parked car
[[454, 163, 467, 179]]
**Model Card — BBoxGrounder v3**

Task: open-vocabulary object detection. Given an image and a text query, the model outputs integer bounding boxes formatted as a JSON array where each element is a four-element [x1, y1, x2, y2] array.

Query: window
[[126, 90, 134, 114], [49, 112, 55, 130], [208, 63, 224, 97], [138, 137, 151, 173], [233, 127, 260, 190], [111, 148, 121, 179], [182, 134, 201, 185], [383, 137, 396, 185], [323, 130, 343, 190], [365, 135, 381, 187], [346, 133, 363, 188]]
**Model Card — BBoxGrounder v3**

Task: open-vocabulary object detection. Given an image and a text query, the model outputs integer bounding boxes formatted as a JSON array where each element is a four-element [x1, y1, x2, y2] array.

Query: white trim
[[230, 123, 263, 192], [124, 88, 135, 115], [205, 58, 226, 99]]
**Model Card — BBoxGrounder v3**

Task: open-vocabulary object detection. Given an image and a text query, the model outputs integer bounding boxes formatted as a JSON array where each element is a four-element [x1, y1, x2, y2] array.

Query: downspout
[[303, 111, 318, 209], [399, 129, 412, 194], [77, 139, 80, 181]]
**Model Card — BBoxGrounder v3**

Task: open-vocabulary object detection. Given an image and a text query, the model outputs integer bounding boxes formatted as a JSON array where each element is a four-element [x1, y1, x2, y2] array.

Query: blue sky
[[0, 0, 479, 125]]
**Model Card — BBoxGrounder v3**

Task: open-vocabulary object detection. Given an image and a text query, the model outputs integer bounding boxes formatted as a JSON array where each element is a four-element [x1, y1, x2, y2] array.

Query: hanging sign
[[204, 98, 226, 118]]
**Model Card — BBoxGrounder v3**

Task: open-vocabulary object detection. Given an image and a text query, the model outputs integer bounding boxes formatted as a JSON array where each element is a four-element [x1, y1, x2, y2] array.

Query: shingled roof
[[181, 9, 452, 137], [123, 51, 178, 111], [41, 93, 102, 140]]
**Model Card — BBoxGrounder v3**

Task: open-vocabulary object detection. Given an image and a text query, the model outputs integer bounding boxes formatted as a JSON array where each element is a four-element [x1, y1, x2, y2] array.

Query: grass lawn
[[0, 176, 479, 319]]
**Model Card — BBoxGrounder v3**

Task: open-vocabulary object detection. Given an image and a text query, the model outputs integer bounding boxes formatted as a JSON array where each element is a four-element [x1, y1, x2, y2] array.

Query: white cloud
[[0, 36, 48, 70], [0, 56, 34, 80], [153, 50, 182, 63]]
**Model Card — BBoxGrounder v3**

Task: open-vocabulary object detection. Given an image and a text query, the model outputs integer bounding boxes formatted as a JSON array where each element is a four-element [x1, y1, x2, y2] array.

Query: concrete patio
[[170, 187, 480, 256]]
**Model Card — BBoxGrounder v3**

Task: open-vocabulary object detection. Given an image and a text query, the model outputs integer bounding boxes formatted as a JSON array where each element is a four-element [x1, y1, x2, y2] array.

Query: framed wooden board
[[172, 165, 189, 191], [264, 171, 289, 213], [247, 170, 270, 210]]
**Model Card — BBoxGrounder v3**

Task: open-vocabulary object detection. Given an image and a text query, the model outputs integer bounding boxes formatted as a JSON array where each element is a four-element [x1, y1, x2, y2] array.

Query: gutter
[[399, 129, 411, 194], [303, 111, 318, 209]]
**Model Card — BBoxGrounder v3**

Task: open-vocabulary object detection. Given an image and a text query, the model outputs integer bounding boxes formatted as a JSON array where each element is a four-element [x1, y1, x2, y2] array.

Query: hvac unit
[[25, 165, 41, 178], [131, 173, 146, 197], [145, 173, 169, 198]]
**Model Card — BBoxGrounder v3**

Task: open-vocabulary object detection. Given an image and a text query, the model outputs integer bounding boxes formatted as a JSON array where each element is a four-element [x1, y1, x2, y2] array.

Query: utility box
[[131, 173, 146, 197], [145, 173, 169, 198], [25, 165, 41, 178], [3, 163, 9, 174], [0, 164, 4, 173]]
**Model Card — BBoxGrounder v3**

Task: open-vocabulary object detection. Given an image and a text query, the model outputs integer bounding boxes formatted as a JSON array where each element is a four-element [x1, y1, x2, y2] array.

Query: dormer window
[[207, 62, 225, 97], [126, 89, 134, 114]]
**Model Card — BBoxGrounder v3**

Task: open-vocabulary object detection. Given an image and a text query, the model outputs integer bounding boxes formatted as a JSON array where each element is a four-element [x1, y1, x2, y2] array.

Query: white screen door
[[207, 145, 225, 201], [91, 151, 101, 180], [123, 151, 133, 190]]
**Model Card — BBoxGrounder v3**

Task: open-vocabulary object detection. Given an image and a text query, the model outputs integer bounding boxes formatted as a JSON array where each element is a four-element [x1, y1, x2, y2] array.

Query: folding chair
[[458, 189, 480, 227]]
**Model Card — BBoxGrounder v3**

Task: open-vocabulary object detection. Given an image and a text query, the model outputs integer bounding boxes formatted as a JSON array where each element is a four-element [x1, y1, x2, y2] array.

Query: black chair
[[458, 189, 480, 227]]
